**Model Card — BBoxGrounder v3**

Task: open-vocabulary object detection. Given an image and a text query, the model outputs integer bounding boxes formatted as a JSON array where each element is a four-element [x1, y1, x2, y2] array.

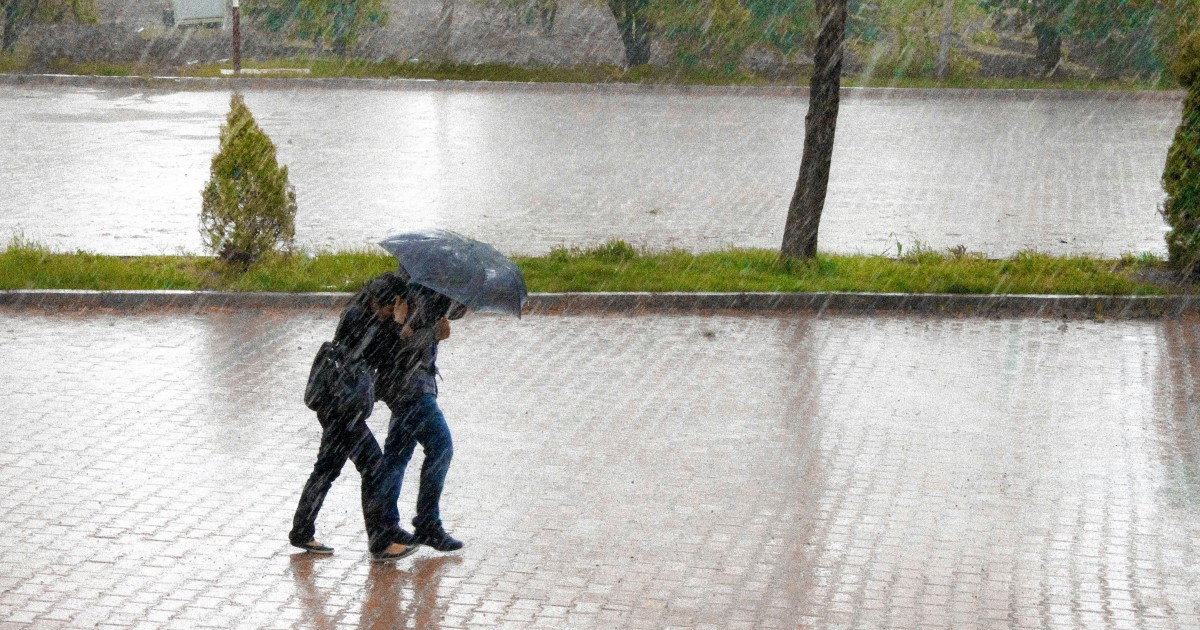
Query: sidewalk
[[2, 306, 1200, 628]]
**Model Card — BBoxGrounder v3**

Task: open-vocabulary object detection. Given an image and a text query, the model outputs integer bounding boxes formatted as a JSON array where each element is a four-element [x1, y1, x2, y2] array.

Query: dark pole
[[231, 0, 241, 74]]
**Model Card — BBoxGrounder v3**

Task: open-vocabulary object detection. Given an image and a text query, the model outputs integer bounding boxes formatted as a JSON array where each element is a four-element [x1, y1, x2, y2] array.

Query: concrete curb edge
[[3, 290, 1200, 319]]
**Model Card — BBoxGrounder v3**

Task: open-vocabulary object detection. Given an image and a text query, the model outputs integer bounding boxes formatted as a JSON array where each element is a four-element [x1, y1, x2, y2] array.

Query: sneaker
[[413, 525, 464, 552], [371, 542, 419, 562]]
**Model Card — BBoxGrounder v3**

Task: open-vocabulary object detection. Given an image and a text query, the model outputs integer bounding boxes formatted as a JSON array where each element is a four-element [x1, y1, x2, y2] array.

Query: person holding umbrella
[[374, 285, 465, 551], [375, 230, 527, 552]]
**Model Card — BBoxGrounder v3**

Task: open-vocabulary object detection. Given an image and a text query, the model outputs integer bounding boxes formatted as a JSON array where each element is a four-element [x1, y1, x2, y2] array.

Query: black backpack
[[303, 324, 378, 420]]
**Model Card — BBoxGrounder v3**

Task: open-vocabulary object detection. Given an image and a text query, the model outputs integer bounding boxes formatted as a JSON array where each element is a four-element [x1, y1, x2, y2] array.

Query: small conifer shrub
[[200, 94, 297, 268], [1163, 31, 1200, 276]]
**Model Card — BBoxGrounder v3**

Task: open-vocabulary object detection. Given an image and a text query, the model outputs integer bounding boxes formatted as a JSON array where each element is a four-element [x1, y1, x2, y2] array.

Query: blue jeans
[[380, 393, 453, 534]]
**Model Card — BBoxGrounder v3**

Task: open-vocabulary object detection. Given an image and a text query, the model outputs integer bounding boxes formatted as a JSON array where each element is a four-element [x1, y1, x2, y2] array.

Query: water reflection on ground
[[0, 85, 1180, 257], [3, 310, 1200, 626]]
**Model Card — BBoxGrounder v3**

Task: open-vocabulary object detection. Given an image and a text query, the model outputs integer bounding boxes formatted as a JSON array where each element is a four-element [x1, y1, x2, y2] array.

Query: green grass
[[0, 238, 394, 292], [514, 243, 1169, 295], [182, 57, 787, 86], [0, 46, 31, 74], [0, 51, 1178, 90], [844, 73, 1173, 91], [172, 59, 1185, 90], [0, 238, 1179, 296], [59, 61, 146, 76]]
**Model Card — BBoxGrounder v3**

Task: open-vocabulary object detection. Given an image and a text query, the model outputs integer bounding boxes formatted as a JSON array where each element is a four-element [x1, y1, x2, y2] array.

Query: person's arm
[[400, 322, 445, 350], [395, 295, 451, 343]]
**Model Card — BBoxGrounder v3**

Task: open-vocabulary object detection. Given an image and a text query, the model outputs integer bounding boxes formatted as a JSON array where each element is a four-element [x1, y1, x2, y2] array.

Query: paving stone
[[3, 309, 1200, 628]]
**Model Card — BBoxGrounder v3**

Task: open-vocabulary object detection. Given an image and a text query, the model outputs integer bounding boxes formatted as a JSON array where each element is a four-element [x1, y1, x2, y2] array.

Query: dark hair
[[358, 272, 408, 306]]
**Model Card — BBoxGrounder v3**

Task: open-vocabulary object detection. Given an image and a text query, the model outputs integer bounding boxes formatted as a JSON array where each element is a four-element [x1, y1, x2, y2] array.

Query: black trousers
[[290, 407, 395, 553]]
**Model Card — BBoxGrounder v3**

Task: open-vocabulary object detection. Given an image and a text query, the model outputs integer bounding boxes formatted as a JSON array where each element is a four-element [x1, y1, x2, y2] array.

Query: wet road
[[0, 83, 1181, 258], [2, 308, 1200, 628]]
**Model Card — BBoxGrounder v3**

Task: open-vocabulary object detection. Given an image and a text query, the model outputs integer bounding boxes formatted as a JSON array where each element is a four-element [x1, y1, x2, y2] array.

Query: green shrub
[[651, 0, 755, 74], [849, 0, 983, 80], [244, 0, 388, 56], [1162, 30, 1200, 275], [199, 94, 297, 268], [1170, 28, 1200, 87]]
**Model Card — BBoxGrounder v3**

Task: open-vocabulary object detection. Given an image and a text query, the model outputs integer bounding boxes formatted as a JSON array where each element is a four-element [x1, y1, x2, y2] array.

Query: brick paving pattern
[[0, 85, 1181, 258], [2, 308, 1200, 628]]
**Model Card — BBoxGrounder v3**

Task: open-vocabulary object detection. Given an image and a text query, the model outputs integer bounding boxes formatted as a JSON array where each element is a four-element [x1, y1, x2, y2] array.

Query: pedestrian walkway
[[2, 308, 1200, 628]]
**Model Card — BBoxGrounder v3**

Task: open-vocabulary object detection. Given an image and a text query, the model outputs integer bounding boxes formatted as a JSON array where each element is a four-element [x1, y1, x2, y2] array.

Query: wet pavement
[[3, 308, 1200, 628], [0, 83, 1182, 258]]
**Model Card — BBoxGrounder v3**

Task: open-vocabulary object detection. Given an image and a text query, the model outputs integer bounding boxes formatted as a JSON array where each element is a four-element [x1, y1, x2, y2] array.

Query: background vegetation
[[244, 0, 389, 56], [1162, 28, 1200, 276], [2, 0, 96, 52], [1, 0, 1194, 85]]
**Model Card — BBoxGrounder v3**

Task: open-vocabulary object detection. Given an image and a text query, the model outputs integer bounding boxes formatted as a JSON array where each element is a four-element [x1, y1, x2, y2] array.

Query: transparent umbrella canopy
[[379, 229, 528, 318]]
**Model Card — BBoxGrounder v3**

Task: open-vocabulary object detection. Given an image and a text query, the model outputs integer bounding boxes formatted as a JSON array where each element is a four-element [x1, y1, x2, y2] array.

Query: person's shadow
[[290, 553, 459, 630], [359, 554, 458, 629]]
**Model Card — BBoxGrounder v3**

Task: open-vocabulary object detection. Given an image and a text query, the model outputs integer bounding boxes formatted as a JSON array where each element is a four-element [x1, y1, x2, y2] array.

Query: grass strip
[[0, 50, 1177, 91], [183, 58, 1174, 90], [0, 239, 1177, 296]]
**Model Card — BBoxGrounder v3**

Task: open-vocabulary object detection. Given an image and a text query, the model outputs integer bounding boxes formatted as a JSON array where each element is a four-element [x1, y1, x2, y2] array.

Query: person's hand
[[393, 298, 416, 338], [435, 317, 451, 341]]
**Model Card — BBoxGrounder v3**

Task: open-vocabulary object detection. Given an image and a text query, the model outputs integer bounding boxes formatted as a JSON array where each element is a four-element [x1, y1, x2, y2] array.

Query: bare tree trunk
[[607, 0, 651, 67], [432, 0, 455, 62], [1, 16, 17, 54], [935, 0, 954, 80], [2, 0, 37, 54], [536, 0, 557, 36], [1033, 21, 1062, 76], [781, 0, 847, 261]]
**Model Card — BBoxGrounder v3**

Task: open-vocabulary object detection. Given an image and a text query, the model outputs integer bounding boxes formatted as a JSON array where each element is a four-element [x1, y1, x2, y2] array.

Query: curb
[[0, 73, 1185, 102], [0, 290, 351, 312], [3, 290, 1199, 319]]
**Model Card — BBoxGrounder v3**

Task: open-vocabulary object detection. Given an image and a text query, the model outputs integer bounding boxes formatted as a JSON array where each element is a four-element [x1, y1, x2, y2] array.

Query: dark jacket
[[331, 300, 379, 355], [370, 319, 440, 405], [348, 284, 459, 406], [329, 291, 434, 408]]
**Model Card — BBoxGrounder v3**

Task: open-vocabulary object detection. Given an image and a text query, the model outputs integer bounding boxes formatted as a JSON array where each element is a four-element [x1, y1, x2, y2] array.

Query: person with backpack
[[290, 272, 418, 561]]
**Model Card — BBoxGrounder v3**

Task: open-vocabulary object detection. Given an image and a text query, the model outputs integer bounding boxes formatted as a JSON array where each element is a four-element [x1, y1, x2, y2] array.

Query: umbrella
[[379, 229, 527, 317]]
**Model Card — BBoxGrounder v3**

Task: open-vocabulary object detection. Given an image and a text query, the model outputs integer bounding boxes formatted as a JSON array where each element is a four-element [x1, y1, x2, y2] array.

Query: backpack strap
[[346, 322, 380, 362]]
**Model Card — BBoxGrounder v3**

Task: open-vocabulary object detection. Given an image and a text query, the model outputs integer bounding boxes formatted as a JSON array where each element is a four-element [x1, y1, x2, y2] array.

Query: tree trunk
[[935, 0, 954, 80], [331, 2, 351, 57], [1033, 21, 1062, 76], [607, 0, 651, 67], [1, 16, 17, 54], [781, 0, 847, 261], [536, 0, 556, 35], [432, 0, 454, 62], [2, 0, 33, 54]]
